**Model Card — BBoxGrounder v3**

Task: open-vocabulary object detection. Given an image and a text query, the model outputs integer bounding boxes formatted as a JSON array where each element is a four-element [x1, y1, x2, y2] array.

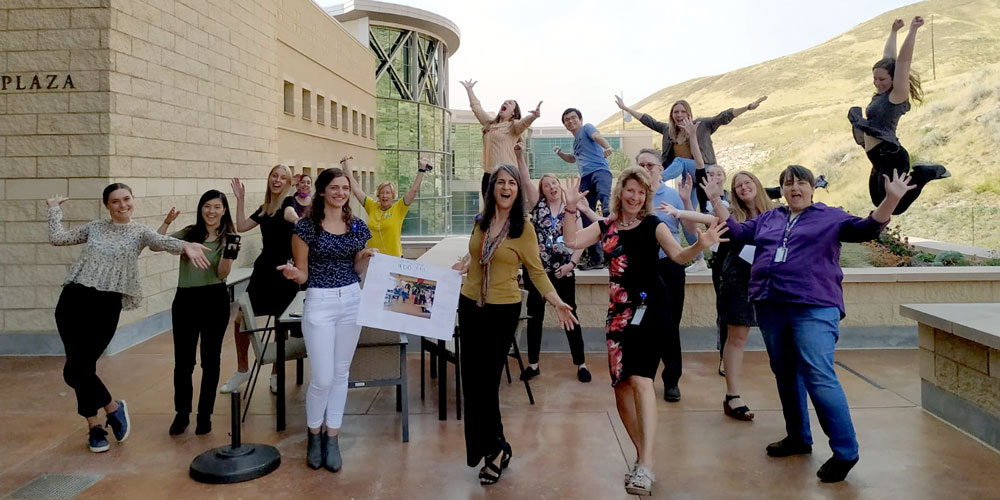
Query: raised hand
[[564, 177, 588, 209], [614, 94, 627, 111], [230, 178, 245, 201], [46, 195, 68, 208], [678, 173, 693, 200], [883, 169, 916, 201], [531, 101, 542, 117], [891, 18, 905, 31], [553, 146, 562, 155], [182, 242, 212, 269], [163, 207, 180, 225], [911, 16, 924, 29], [418, 157, 432, 172], [700, 176, 723, 201], [679, 117, 698, 136], [460, 79, 476, 91], [748, 95, 768, 110], [697, 220, 730, 249], [657, 201, 679, 219]]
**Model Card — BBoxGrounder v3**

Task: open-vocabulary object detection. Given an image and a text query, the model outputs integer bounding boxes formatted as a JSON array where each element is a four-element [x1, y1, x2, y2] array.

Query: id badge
[[630, 292, 648, 325], [774, 247, 787, 263]]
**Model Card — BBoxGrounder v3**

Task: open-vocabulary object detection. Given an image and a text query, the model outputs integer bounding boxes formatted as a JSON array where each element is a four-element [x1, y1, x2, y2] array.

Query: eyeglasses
[[638, 162, 661, 168]]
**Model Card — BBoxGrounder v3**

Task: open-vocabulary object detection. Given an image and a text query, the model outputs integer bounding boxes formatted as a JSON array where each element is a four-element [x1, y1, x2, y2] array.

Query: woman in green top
[[159, 190, 238, 436]]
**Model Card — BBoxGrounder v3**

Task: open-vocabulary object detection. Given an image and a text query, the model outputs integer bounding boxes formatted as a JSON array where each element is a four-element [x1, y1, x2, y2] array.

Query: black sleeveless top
[[848, 91, 910, 146]]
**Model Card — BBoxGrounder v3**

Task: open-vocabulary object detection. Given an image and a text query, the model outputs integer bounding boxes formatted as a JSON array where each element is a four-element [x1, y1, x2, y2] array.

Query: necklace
[[619, 216, 640, 228]]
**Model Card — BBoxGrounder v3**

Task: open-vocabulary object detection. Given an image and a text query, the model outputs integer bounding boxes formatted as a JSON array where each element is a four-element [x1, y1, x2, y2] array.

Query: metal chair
[[238, 294, 308, 421], [504, 290, 535, 404]]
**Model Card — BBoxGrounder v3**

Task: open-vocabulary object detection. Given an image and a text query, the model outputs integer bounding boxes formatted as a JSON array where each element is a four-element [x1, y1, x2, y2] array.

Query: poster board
[[357, 253, 461, 341]]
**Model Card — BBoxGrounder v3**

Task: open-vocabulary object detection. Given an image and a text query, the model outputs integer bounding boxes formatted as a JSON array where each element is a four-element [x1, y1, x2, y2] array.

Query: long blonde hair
[[666, 99, 694, 143], [729, 171, 773, 222], [262, 164, 293, 216], [611, 167, 654, 221], [536, 173, 565, 205]]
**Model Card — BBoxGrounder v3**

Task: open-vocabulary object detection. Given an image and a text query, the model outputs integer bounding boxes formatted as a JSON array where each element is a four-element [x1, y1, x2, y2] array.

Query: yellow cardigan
[[461, 221, 555, 305]]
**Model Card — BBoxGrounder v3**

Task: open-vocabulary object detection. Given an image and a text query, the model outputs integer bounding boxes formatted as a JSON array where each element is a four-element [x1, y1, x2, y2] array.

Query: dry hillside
[[600, 0, 1000, 249]]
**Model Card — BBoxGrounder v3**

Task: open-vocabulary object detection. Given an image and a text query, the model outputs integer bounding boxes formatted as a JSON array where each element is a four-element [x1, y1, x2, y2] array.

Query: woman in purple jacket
[[702, 164, 915, 484]]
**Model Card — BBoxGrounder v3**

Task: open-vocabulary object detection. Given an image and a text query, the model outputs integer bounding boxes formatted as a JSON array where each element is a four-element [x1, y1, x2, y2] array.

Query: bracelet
[[564, 208, 577, 215]]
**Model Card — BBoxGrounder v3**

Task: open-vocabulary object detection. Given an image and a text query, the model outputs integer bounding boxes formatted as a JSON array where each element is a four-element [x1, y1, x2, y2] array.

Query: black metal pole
[[231, 390, 241, 449]]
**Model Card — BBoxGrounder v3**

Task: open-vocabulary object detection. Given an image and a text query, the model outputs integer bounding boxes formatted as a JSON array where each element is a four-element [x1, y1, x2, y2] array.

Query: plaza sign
[[1, 74, 76, 91]]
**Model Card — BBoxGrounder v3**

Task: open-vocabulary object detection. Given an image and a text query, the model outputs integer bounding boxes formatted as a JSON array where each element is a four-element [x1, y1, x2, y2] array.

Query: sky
[[318, 0, 917, 126]]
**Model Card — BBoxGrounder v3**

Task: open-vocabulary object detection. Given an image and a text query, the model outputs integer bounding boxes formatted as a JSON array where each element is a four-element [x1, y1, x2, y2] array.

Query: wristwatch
[[418, 163, 433, 173]]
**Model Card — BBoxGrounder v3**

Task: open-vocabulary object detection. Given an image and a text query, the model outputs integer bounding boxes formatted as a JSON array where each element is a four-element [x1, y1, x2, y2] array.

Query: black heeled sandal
[[500, 442, 512, 469], [724, 394, 755, 421], [478, 450, 503, 485]]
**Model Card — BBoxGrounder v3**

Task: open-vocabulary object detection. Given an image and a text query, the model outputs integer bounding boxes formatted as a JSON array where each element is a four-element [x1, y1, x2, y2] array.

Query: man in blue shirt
[[639, 148, 697, 402], [556, 108, 614, 268]]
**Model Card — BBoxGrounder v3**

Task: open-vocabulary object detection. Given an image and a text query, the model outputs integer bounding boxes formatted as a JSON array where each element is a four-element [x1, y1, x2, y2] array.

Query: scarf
[[477, 217, 510, 307]]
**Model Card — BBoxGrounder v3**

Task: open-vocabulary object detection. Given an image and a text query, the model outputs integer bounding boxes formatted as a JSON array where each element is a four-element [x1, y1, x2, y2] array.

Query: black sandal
[[500, 442, 512, 469], [478, 450, 503, 485], [724, 394, 755, 421]]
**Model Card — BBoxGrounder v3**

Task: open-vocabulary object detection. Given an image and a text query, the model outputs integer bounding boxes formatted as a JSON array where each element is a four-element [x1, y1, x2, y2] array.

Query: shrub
[[914, 252, 936, 263], [863, 224, 914, 267], [934, 251, 966, 266]]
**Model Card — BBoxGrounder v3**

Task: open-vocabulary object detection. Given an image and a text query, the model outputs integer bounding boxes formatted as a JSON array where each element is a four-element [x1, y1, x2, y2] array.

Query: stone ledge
[[900, 303, 1000, 350]]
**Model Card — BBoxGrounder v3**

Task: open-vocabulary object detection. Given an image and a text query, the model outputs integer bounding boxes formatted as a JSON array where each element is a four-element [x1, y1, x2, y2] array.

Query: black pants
[[867, 142, 938, 215], [524, 269, 585, 366], [55, 283, 123, 418], [172, 283, 230, 416], [710, 254, 727, 357], [458, 295, 521, 467], [656, 258, 685, 387]]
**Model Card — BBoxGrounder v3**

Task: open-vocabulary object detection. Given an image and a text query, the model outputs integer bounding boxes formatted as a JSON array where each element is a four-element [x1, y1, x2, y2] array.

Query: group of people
[[45, 15, 946, 495]]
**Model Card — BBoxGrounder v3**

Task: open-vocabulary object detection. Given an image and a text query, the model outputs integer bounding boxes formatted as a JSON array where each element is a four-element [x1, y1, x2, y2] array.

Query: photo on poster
[[384, 273, 437, 319]]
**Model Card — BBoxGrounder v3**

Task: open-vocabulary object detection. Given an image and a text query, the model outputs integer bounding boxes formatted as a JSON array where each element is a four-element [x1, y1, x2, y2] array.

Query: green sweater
[[171, 228, 225, 288]]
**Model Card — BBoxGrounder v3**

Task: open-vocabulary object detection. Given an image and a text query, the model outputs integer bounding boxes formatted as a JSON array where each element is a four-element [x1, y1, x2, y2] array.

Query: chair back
[[513, 290, 530, 347], [237, 294, 266, 359]]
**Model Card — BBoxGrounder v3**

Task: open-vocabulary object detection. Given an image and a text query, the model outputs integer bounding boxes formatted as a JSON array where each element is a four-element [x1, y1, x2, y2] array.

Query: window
[[302, 89, 311, 120], [330, 101, 338, 128], [317, 95, 325, 125], [352, 110, 358, 135], [283, 81, 294, 115], [369, 117, 375, 140], [341, 105, 349, 133], [361, 113, 367, 137]]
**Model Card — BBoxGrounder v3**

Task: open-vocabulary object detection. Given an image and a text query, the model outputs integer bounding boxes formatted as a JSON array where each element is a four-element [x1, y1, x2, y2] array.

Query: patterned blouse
[[530, 199, 574, 274], [293, 216, 372, 289], [47, 206, 185, 310]]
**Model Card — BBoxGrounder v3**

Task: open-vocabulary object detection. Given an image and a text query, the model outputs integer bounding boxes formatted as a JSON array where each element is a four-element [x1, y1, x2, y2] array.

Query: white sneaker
[[685, 259, 709, 274], [269, 374, 278, 394], [625, 466, 655, 496], [219, 370, 251, 393], [624, 461, 638, 486]]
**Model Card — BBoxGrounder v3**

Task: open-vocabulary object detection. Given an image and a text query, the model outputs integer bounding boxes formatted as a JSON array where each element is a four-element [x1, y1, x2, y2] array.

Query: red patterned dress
[[600, 216, 670, 386]]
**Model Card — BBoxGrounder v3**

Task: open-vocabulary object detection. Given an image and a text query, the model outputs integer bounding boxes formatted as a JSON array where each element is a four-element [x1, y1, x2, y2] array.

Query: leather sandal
[[500, 442, 512, 469], [724, 394, 755, 421], [478, 450, 504, 485]]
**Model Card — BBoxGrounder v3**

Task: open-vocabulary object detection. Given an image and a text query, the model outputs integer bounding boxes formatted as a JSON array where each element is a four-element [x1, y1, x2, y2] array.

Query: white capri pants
[[302, 283, 363, 429]]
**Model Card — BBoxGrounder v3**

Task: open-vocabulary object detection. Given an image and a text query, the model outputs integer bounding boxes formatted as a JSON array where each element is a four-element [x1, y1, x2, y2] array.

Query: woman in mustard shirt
[[341, 156, 429, 257]]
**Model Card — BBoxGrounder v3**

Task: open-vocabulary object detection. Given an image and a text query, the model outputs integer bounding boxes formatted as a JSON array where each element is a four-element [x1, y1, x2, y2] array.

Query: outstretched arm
[[884, 18, 905, 60], [590, 130, 613, 158], [513, 101, 541, 135], [515, 143, 538, 207], [681, 118, 704, 170], [404, 158, 430, 206], [891, 16, 923, 104], [656, 219, 728, 264], [554, 146, 575, 164], [562, 178, 601, 250], [158, 207, 180, 234], [339, 156, 368, 204], [230, 178, 258, 232], [731, 96, 768, 119], [615, 94, 645, 122], [460, 79, 491, 126]]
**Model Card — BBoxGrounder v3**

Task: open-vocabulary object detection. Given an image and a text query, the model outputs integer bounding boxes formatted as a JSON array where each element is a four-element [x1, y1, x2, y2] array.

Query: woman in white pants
[[279, 167, 376, 473]]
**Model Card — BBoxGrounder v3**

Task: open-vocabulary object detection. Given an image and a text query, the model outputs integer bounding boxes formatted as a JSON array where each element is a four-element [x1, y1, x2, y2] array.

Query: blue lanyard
[[782, 211, 801, 250]]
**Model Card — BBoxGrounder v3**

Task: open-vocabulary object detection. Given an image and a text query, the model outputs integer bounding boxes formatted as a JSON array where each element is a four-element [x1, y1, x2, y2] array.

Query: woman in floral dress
[[563, 168, 726, 496]]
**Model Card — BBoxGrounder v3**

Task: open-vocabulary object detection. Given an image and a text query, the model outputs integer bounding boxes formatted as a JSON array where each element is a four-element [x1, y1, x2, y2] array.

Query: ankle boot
[[324, 434, 342, 472], [306, 432, 323, 469], [194, 414, 212, 435]]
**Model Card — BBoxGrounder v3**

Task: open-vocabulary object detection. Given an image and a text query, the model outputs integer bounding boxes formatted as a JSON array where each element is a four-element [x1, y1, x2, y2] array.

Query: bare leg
[[85, 400, 120, 428], [233, 315, 249, 372], [631, 376, 657, 468], [614, 380, 642, 458], [723, 325, 750, 408]]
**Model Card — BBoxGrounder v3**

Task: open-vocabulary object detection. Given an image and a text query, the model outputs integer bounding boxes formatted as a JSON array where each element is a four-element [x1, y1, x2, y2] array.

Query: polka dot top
[[293, 216, 372, 289]]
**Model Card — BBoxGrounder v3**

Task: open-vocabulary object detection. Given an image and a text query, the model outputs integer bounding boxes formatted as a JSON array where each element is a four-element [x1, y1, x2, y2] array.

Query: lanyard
[[549, 203, 562, 230], [781, 211, 802, 250]]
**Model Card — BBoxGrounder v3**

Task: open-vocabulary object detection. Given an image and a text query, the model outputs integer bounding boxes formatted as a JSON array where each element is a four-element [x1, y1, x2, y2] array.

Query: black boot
[[194, 414, 211, 435], [306, 432, 323, 469], [324, 433, 342, 472], [168, 413, 189, 436]]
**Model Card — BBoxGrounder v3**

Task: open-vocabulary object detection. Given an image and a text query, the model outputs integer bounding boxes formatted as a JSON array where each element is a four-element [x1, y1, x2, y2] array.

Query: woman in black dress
[[563, 168, 727, 496]]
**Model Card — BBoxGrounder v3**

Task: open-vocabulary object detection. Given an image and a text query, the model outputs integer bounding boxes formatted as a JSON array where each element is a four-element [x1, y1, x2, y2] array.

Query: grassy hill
[[599, 0, 1000, 249]]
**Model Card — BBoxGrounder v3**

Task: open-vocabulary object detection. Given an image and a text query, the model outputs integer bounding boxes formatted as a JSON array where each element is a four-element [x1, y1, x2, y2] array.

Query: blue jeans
[[579, 169, 612, 264], [662, 157, 699, 212], [753, 302, 859, 461]]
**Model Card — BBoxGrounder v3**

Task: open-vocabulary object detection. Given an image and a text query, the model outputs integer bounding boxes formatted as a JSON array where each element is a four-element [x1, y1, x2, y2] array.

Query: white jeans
[[302, 283, 362, 429]]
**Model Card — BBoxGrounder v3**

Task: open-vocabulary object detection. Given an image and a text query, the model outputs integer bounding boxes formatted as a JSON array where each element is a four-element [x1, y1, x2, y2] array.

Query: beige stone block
[[0, 157, 37, 178], [926, 281, 994, 303], [0, 31, 39, 51], [115, 52, 148, 79], [0, 115, 38, 136], [936, 328, 989, 373], [957, 365, 1000, 419], [146, 178, 174, 196], [37, 113, 101, 135], [991, 348, 1000, 379], [196, 178, 229, 194], [39, 243, 84, 265], [0, 180, 5, 201], [35, 286, 63, 308], [108, 71, 132, 94], [69, 91, 110, 113], [52, 198, 100, 221], [9, 9, 71, 30], [131, 117, 162, 139], [131, 78, 160, 100], [919, 347, 936, 384], [0, 201, 37, 222], [112, 177, 146, 197], [68, 178, 108, 199], [0, 244, 37, 265], [106, 113, 130, 135], [9, 93, 70, 114], [39, 0, 104, 7], [4, 308, 57, 332], [71, 7, 110, 28], [4, 264, 67, 286], [7, 50, 70, 71], [0, 286, 37, 309], [6, 136, 69, 157], [935, 355, 959, 391], [918, 323, 935, 351], [148, 25, 175, 49], [37, 156, 99, 178], [131, 158, 161, 177], [105, 156, 131, 176], [6, 179, 65, 201], [70, 49, 112, 71], [69, 134, 108, 155], [37, 29, 100, 50], [145, 289, 174, 315]]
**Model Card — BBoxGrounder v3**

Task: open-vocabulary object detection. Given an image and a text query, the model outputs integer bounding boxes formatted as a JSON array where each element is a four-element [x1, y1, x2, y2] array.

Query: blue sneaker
[[88, 426, 110, 453], [106, 400, 131, 443]]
